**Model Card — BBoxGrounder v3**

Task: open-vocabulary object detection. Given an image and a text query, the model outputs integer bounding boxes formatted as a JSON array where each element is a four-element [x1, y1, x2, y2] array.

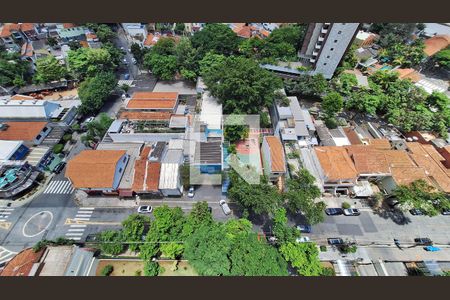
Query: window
[[119, 167, 123, 173], [123, 156, 127, 163], [338, 31, 342, 34], [326, 55, 330, 58], [323, 63, 327, 66], [330, 48, 334, 51], [334, 40, 338, 43]]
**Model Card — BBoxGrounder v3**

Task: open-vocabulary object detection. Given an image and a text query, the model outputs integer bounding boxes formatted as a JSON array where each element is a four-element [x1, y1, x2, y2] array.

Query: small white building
[[0, 98, 60, 119], [0, 140, 28, 161]]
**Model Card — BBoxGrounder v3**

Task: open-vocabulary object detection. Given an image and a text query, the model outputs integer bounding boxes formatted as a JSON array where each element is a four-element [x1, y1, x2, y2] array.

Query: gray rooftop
[[64, 246, 96, 276]]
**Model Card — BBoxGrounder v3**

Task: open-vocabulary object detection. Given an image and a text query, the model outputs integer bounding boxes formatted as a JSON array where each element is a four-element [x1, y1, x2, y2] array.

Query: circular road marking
[[22, 211, 54, 238]]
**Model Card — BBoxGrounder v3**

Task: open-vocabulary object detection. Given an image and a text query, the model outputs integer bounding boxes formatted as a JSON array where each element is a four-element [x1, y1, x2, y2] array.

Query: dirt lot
[[96, 259, 144, 276], [95, 259, 197, 276]]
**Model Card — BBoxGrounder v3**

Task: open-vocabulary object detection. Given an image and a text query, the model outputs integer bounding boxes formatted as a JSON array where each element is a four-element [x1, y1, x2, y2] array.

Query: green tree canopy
[[228, 170, 283, 216], [272, 207, 299, 245], [0, 49, 30, 87], [67, 47, 115, 79], [78, 71, 117, 115], [322, 91, 344, 118], [121, 214, 151, 252], [98, 230, 125, 256], [202, 56, 283, 114], [33, 55, 68, 83], [284, 169, 325, 225], [394, 180, 449, 216], [279, 242, 323, 276], [284, 74, 329, 98], [191, 23, 239, 57]]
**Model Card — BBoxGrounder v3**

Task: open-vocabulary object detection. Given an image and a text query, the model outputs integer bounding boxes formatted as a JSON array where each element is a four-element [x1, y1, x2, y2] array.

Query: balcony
[[312, 51, 319, 56], [324, 23, 331, 26], [318, 36, 324, 42], [309, 58, 316, 63], [315, 43, 322, 50], [321, 28, 328, 34]]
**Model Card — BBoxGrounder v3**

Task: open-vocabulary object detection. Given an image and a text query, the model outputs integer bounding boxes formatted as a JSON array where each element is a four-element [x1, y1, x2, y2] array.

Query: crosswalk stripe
[[70, 224, 87, 228], [75, 214, 91, 218], [47, 181, 60, 193], [0, 219, 6, 222], [68, 228, 85, 232], [0, 208, 14, 211], [76, 210, 93, 214], [74, 217, 90, 221], [0, 212, 11, 215], [79, 207, 95, 210], [67, 237, 81, 241], [66, 232, 83, 236], [55, 181, 69, 194], [44, 180, 74, 194]]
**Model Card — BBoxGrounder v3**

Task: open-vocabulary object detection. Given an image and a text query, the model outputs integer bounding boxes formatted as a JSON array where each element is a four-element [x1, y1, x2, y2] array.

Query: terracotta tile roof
[[132, 146, 160, 192], [367, 138, 391, 150], [127, 92, 178, 110], [79, 41, 89, 48], [265, 136, 286, 173], [0, 248, 44, 276], [343, 127, 363, 145], [407, 142, 450, 192], [144, 33, 160, 46], [10, 94, 35, 100], [424, 35, 450, 56], [21, 42, 34, 57], [232, 24, 251, 38], [119, 111, 172, 120], [63, 23, 75, 29], [65, 150, 126, 189], [315, 146, 358, 181], [0, 23, 20, 38], [395, 68, 421, 83], [390, 166, 432, 187], [0, 121, 47, 141], [349, 148, 391, 175], [20, 23, 35, 32]]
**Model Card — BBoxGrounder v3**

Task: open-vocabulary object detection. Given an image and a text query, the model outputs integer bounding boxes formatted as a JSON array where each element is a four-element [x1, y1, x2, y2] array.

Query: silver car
[[219, 199, 231, 215]]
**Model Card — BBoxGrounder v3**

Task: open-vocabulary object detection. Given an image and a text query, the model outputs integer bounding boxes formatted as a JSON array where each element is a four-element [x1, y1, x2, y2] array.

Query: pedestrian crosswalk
[[118, 79, 134, 87], [0, 246, 17, 266], [0, 207, 14, 223], [65, 207, 95, 241], [43, 180, 74, 194], [415, 79, 447, 94]]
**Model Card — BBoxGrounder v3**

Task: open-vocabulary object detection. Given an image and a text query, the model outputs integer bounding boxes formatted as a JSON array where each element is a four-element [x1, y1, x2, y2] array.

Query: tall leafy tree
[[191, 23, 240, 57], [202, 56, 283, 114], [0, 50, 30, 86], [78, 71, 117, 115], [33, 55, 68, 83], [121, 214, 151, 252], [284, 169, 325, 225], [279, 242, 323, 276], [98, 230, 125, 256], [272, 207, 299, 245], [67, 47, 115, 79]]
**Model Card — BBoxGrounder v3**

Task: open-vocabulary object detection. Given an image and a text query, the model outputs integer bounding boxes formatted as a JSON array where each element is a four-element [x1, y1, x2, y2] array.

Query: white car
[[137, 205, 153, 214], [187, 187, 195, 198], [343, 208, 361, 216], [296, 236, 311, 243], [219, 199, 231, 215]]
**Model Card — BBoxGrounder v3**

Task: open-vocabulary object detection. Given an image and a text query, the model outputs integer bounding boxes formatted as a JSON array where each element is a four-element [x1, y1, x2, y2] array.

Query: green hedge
[[53, 144, 64, 154]]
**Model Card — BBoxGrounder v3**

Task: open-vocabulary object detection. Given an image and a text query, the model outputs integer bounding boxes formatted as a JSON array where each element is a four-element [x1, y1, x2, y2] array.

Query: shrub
[[134, 270, 142, 276], [319, 245, 327, 252], [340, 244, 357, 254], [143, 261, 160, 276], [324, 117, 338, 129], [341, 202, 351, 209], [63, 133, 72, 143], [53, 144, 64, 154], [101, 265, 114, 276], [71, 123, 81, 132], [321, 267, 336, 276]]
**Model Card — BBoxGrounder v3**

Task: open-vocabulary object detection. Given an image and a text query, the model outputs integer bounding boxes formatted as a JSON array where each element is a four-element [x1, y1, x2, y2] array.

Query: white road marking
[[73, 217, 90, 221], [69, 225, 87, 228], [66, 232, 83, 236], [68, 228, 85, 232], [79, 207, 95, 210]]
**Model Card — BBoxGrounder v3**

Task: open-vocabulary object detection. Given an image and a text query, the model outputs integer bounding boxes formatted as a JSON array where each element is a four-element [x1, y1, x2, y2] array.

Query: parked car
[[124, 73, 130, 80], [441, 209, 450, 215], [137, 205, 153, 214], [414, 237, 433, 246], [325, 208, 344, 216], [296, 224, 312, 233], [84, 116, 94, 124], [296, 236, 311, 243], [410, 208, 424, 215], [132, 58, 137, 64], [219, 199, 231, 215], [424, 246, 441, 252], [343, 208, 361, 216], [187, 187, 195, 198], [327, 238, 344, 245], [53, 162, 66, 174]]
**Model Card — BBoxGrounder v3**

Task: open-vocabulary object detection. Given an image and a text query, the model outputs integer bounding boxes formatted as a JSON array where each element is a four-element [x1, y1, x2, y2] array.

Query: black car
[[53, 162, 66, 174], [414, 238, 433, 246], [442, 209, 450, 215], [327, 238, 344, 245], [409, 208, 424, 215], [325, 208, 344, 216]]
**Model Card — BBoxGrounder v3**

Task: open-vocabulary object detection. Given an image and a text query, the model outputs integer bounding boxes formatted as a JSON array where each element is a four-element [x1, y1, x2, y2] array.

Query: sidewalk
[[74, 191, 137, 208]]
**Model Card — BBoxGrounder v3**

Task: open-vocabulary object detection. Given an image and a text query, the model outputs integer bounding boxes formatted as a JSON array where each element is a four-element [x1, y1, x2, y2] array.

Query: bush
[[321, 267, 336, 276], [143, 261, 160, 276], [134, 270, 142, 276], [53, 144, 64, 154], [63, 133, 72, 143], [341, 202, 351, 209], [101, 265, 114, 276], [339, 244, 357, 254], [71, 123, 81, 132], [324, 117, 338, 129], [319, 245, 327, 252]]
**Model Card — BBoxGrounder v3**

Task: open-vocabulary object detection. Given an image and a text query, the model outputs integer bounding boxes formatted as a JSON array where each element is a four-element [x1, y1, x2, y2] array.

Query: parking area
[[305, 211, 450, 245]]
